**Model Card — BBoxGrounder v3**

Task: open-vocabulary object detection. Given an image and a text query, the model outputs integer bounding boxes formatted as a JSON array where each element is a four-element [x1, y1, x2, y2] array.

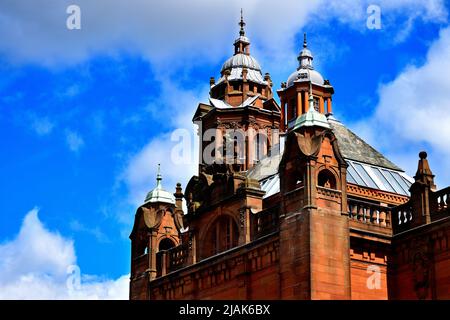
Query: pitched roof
[[327, 116, 402, 171]]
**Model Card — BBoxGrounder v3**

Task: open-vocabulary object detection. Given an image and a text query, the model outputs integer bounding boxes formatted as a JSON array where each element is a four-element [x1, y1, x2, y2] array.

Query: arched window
[[206, 216, 239, 257], [158, 238, 175, 252], [318, 169, 337, 189]]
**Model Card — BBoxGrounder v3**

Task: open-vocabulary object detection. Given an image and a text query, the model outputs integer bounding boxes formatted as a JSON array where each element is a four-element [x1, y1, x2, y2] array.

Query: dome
[[214, 12, 268, 86], [144, 168, 175, 205], [286, 33, 326, 88], [144, 186, 175, 205], [221, 53, 262, 73], [287, 68, 324, 87]]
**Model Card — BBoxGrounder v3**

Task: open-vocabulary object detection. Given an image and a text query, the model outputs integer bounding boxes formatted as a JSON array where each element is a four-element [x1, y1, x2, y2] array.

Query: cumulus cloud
[[351, 26, 450, 188], [0, 208, 128, 299]]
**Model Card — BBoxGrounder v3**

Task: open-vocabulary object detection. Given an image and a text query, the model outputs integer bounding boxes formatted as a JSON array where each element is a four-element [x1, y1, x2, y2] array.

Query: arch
[[158, 237, 176, 252], [201, 215, 239, 259], [318, 169, 337, 189]]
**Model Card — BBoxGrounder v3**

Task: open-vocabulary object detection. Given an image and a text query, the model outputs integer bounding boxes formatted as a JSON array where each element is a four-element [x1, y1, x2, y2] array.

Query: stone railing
[[432, 186, 450, 217], [132, 253, 149, 277], [251, 208, 279, 240], [156, 243, 189, 277], [149, 235, 279, 300], [317, 186, 341, 199], [168, 243, 189, 272], [392, 201, 413, 234], [347, 198, 392, 228]]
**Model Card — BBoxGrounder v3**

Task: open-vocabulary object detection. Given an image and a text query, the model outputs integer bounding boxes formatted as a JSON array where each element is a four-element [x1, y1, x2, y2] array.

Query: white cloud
[[0, 208, 129, 299], [350, 26, 450, 188], [65, 130, 85, 152], [0, 0, 445, 71], [120, 80, 207, 207]]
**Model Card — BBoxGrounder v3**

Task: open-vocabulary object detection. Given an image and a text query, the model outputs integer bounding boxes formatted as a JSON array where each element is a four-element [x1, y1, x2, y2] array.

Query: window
[[313, 97, 319, 112], [233, 83, 240, 91], [207, 216, 239, 257], [290, 98, 297, 118], [318, 169, 337, 189]]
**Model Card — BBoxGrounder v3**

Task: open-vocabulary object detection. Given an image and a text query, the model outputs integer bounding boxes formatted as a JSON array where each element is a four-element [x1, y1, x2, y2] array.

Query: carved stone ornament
[[411, 238, 431, 299]]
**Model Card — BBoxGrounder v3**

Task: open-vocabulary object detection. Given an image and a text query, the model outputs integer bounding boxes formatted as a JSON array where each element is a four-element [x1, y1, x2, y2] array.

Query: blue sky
[[1, 0, 450, 299]]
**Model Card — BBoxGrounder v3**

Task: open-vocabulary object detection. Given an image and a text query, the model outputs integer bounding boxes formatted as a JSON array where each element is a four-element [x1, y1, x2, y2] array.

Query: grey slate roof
[[327, 116, 402, 171]]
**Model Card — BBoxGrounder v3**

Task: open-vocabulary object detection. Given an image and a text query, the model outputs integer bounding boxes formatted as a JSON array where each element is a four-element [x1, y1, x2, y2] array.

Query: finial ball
[[419, 151, 427, 159]]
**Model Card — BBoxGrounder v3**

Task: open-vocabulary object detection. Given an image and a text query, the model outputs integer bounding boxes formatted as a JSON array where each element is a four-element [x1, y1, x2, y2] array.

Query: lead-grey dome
[[144, 166, 175, 205], [286, 33, 325, 88], [221, 53, 262, 73], [287, 68, 324, 87]]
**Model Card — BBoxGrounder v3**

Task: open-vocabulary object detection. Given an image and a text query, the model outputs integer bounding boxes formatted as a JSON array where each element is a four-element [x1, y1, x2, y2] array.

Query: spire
[[234, 9, 250, 55], [414, 151, 436, 189], [298, 32, 313, 69], [239, 9, 246, 36], [156, 163, 162, 189]]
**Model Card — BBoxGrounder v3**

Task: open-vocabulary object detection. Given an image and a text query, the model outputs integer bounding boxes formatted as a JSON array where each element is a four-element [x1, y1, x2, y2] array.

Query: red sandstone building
[[129, 15, 450, 300]]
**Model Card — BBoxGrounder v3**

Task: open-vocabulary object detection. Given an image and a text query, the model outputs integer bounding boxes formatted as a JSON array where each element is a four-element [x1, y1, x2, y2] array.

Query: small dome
[[144, 187, 175, 205], [287, 68, 324, 87], [286, 33, 326, 88], [144, 167, 175, 205], [221, 53, 262, 73]]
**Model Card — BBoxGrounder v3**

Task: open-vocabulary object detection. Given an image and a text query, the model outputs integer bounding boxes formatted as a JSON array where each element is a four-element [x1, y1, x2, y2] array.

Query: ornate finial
[[239, 9, 246, 36], [156, 163, 162, 188], [419, 151, 427, 160], [415, 151, 436, 190], [297, 32, 313, 69]]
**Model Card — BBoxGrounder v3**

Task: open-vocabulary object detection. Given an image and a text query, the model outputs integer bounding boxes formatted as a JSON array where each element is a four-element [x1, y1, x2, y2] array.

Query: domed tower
[[193, 10, 282, 172], [129, 165, 184, 300], [209, 10, 274, 107], [277, 34, 334, 131]]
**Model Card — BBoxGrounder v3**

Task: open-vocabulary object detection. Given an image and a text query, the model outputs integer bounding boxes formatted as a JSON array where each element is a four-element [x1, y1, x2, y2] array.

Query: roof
[[256, 158, 413, 199], [144, 171, 175, 205], [214, 53, 268, 86], [327, 116, 402, 171], [216, 67, 267, 86], [247, 117, 413, 198], [209, 94, 262, 109], [287, 68, 324, 87]]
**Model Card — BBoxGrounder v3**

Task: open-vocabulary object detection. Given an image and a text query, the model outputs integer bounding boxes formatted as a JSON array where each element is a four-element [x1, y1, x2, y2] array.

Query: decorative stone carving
[[411, 238, 431, 299]]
